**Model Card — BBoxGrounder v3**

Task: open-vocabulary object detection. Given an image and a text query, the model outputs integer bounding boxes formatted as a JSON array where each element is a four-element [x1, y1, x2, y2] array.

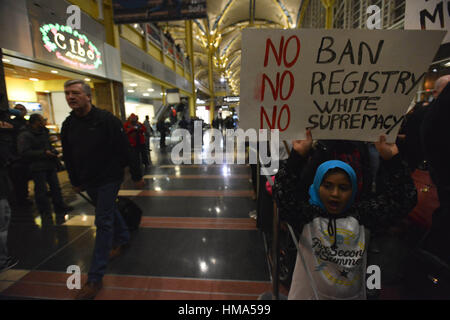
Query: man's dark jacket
[[17, 126, 58, 172], [61, 106, 132, 188]]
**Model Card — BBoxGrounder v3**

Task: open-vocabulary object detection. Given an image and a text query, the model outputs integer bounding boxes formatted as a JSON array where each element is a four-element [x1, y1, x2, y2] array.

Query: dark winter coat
[[61, 106, 133, 188], [421, 82, 450, 202], [17, 126, 59, 172], [273, 151, 417, 235]]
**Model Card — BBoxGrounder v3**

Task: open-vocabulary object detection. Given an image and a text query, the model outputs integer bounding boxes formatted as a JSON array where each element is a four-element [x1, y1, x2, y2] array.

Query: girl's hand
[[375, 135, 399, 160], [292, 129, 313, 157]]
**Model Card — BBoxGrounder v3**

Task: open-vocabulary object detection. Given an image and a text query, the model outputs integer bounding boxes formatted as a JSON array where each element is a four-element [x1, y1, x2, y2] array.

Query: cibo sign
[[39, 23, 102, 71]]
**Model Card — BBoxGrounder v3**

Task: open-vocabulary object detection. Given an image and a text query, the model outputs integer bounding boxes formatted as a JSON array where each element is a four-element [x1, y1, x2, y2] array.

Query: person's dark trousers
[[129, 147, 143, 180], [32, 169, 66, 217], [160, 132, 166, 148], [140, 144, 150, 167], [9, 162, 30, 204], [86, 181, 130, 283]]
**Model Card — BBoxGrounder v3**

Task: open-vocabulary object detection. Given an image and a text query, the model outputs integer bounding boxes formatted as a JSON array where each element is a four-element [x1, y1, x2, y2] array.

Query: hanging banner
[[239, 29, 445, 143], [112, 0, 207, 24], [405, 0, 450, 44]]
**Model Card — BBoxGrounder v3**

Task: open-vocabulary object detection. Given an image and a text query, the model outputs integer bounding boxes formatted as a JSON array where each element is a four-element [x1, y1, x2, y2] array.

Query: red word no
[[260, 105, 291, 132]]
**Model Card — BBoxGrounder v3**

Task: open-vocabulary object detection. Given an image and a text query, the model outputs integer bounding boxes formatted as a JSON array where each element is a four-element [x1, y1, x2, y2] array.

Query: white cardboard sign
[[405, 0, 450, 44], [239, 29, 445, 142]]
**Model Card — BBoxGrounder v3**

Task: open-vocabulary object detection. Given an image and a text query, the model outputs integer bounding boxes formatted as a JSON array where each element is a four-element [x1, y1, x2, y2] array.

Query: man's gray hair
[[64, 79, 92, 97]]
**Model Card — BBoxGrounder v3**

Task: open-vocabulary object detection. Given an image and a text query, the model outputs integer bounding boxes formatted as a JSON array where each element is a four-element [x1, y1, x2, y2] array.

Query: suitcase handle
[[78, 192, 96, 207]]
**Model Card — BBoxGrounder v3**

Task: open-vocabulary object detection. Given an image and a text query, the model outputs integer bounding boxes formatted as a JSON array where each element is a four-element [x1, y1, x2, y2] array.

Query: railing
[[128, 23, 192, 75]]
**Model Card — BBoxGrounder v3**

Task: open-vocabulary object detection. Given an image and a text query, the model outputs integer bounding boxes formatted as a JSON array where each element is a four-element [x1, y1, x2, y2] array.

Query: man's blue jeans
[[86, 181, 130, 283]]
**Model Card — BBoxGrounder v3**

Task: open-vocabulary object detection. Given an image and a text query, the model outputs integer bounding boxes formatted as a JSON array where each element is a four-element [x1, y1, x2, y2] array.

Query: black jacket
[[17, 126, 59, 172], [421, 82, 450, 194], [0, 126, 14, 199], [398, 102, 429, 170], [273, 152, 417, 235], [61, 106, 134, 188]]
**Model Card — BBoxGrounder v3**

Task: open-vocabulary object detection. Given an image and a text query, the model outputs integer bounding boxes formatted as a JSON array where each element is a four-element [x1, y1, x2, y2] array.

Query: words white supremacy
[[305, 37, 425, 133]]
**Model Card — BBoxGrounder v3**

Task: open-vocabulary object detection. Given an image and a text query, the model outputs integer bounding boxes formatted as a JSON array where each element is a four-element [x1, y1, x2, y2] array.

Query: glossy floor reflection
[[1, 136, 271, 300]]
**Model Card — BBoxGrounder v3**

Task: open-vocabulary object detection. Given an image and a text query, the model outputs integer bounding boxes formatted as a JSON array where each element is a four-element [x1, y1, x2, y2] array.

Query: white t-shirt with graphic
[[288, 216, 368, 300]]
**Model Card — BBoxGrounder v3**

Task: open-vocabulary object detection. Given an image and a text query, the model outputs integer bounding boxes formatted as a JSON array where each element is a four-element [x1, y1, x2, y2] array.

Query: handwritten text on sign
[[240, 29, 445, 142]]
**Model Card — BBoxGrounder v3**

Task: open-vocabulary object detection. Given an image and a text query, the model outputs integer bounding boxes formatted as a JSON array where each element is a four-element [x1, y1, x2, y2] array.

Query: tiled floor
[[0, 137, 273, 300], [2, 137, 448, 300]]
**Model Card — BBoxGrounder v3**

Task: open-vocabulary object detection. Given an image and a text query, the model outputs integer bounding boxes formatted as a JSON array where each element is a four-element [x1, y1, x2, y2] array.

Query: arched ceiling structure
[[157, 0, 309, 97]]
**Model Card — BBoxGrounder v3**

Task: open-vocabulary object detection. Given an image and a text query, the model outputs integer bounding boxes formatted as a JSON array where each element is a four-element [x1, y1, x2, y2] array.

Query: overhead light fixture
[[51, 70, 59, 74], [143, 93, 150, 96], [432, 68, 438, 72], [84, 78, 91, 82], [129, 83, 138, 87], [2, 58, 10, 63], [147, 88, 154, 92], [128, 89, 135, 93], [29, 78, 39, 81], [134, 24, 139, 28], [445, 61, 450, 67]]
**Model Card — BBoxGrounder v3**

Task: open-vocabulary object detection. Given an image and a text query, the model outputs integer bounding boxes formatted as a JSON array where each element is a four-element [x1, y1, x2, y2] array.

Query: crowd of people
[[1, 74, 449, 300]]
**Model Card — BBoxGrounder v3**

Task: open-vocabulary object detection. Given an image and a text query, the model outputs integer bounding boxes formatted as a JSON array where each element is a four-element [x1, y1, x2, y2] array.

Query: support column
[[102, 1, 124, 119], [297, 0, 310, 28], [208, 47, 215, 125], [185, 20, 196, 118], [0, 49, 9, 111], [321, 0, 335, 29]]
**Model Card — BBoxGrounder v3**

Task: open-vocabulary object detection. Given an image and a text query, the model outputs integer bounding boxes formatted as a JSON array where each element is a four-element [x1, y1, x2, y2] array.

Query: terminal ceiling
[[157, 0, 308, 97]]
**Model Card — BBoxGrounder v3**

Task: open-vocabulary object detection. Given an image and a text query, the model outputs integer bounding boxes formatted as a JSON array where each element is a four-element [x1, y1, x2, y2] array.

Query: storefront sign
[[39, 23, 103, 71]]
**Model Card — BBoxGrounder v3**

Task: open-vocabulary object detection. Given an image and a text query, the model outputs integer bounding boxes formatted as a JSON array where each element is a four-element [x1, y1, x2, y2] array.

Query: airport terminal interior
[[0, 0, 449, 300]]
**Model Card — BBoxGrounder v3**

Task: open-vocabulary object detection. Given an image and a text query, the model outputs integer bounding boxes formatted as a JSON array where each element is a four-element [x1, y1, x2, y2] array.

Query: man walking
[[61, 80, 144, 299]]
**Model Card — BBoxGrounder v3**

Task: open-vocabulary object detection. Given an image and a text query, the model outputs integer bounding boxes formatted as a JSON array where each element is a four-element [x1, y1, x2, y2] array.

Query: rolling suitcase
[[78, 192, 142, 231]]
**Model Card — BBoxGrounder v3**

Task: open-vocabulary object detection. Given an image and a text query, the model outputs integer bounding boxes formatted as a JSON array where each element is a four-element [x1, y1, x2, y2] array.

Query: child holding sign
[[273, 132, 416, 299]]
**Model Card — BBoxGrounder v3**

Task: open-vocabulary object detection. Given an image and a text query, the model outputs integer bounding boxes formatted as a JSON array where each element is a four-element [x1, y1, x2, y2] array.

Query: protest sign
[[405, 0, 450, 44], [239, 29, 445, 142]]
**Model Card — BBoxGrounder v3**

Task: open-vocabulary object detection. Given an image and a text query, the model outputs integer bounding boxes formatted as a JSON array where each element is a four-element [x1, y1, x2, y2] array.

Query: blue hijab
[[308, 160, 358, 213]]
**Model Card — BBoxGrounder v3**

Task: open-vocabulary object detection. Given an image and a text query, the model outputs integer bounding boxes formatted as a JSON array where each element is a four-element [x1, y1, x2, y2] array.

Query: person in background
[[0, 110, 19, 273], [17, 114, 69, 225], [420, 75, 450, 264], [9, 104, 31, 206], [157, 118, 168, 148], [143, 115, 153, 154], [61, 79, 144, 300], [124, 114, 149, 170]]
